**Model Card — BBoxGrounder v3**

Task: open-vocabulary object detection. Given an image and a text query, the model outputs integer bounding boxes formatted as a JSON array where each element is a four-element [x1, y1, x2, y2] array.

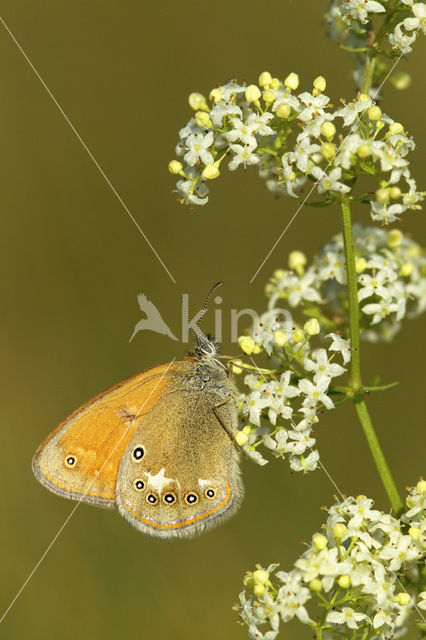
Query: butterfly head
[[183, 283, 226, 369]]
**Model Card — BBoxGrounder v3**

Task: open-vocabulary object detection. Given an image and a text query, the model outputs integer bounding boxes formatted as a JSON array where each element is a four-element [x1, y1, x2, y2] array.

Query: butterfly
[[32, 284, 243, 538]]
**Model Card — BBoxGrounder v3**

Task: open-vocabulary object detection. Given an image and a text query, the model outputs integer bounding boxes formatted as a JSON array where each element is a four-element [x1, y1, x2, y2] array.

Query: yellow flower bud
[[313, 533, 328, 551], [288, 250, 307, 274], [332, 523, 348, 539], [368, 106, 382, 121], [338, 575, 351, 589], [389, 122, 404, 135], [292, 329, 305, 343], [304, 318, 320, 336], [253, 583, 265, 597], [263, 90, 275, 105], [321, 142, 336, 160], [195, 111, 213, 128], [387, 229, 403, 248], [238, 335, 257, 355], [270, 77, 281, 90], [284, 72, 299, 90], [242, 425, 252, 435], [390, 71, 411, 90], [309, 578, 322, 592], [313, 75, 326, 92], [355, 257, 367, 274], [356, 494, 367, 503], [409, 526, 421, 540], [357, 143, 371, 158], [320, 121, 336, 141], [375, 120, 385, 131], [259, 71, 272, 88], [400, 263, 413, 277], [416, 479, 426, 493], [395, 592, 411, 606], [235, 431, 249, 446], [273, 268, 286, 279], [376, 188, 390, 204], [253, 569, 270, 584], [276, 103, 291, 119], [189, 92, 209, 112], [389, 186, 401, 199], [202, 163, 220, 180], [358, 93, 370, 102], [274, 330, 289, 347], [168, 160, 183, 174], [245, 84, 261, 102], [231, 359, 243, 375], [209, 88, 223, 103]]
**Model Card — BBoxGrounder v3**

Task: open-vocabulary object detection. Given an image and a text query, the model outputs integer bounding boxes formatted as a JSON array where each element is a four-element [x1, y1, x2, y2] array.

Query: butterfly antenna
[[182, 294, 201, 343], [196, 281, 223, 328]]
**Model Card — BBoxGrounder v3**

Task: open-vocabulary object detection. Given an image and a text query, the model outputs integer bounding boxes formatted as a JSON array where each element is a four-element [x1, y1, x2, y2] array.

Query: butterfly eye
[[65, 455, 77, 468], [163, 492, 176, 505], [205, 488, 216, 499], [134, 479, 145, 491], [132, 446, 145, 461], [184, 492, 199, 505], [146, 493, 158, 505]]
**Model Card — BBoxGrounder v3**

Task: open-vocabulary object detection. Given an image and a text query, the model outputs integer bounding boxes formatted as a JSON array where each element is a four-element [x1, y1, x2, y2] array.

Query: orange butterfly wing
[[32, 362, 174, 507]]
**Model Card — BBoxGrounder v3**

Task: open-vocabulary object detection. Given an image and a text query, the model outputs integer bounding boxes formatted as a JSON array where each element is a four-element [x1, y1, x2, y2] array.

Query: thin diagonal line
[[0, 16, 176, 284], [0, 358, 176, 625], [250, 24, 423, 284], [246, 356, 426, 623]]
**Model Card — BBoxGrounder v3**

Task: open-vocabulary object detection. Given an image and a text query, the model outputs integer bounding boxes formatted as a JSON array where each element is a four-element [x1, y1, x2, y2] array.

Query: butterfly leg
[[212, 396, 245, 455]]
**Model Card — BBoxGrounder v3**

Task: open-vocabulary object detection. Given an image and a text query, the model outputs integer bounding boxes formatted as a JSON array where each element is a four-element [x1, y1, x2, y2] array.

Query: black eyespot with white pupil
[[134, 479, 145, 490], [163, 493, 176, 505], [205, 488, 216, 499], [132, 446, 145, 461], [146, 493, 158, 504], [185, 493, 198, 505], [65, 455, 76, 467]]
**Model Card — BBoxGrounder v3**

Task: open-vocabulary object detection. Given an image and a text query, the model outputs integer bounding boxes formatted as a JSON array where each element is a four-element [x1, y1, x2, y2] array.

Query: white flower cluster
[[235, 315, 349, 471], [238, 480, 426, 640], [266, 225, 426, 343], [325, 0, 425, 54], [169, 74, 424, 224]]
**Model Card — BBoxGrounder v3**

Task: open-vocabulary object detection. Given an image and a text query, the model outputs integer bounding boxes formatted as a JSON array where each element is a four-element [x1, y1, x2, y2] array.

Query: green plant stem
[[340, 198, 404, 515], [361, 54, 376, 95]]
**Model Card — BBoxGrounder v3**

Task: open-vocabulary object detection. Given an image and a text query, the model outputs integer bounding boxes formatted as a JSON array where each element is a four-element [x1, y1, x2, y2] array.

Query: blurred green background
[[1, 1, 425, 638]]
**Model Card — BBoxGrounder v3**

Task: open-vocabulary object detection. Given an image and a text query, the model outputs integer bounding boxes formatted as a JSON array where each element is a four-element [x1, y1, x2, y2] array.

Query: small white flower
[[310, 166, 350, 194], [362, 299, 399, 324], [183, 131, 214, 166], [288, 140, 321, 173], [358, 270, 392, 302], [210, 101, 242, 126], [303, 349, 346, 384], [326, 606, 369, 630], [404, 3, 426, 33], [298, 377, 335, 410], [335, 96, 373, 126], [318, 251, 347, 284], [289, 449, 320, 472], [297, 92, 330, 122], [326, 333, 351, 365], [229, 143, 260, 171]]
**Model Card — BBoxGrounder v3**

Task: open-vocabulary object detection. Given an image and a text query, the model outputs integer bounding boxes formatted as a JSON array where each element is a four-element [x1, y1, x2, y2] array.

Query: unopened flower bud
[[395, 592, 411, 606], [376, 120, 385, 131], [368, 106, 382, 121], [235, 430, 249, 446], [338, 575, 351, 589], [253, 583, 265, 597], [270, 77, 281, 89], [189, 92, 209, 112], [288, 250, 307, 274], [357, 143, 371, 158], [276, 103, 291, 119], [313, 75, 326, 92], [253, 569, 270, 585], [321, 142, 336, 160], [231, 359, 243, 375], [358, 93, 370, 102], [387, 229, 403, 248], [195, 111, 213, 128], [390, 71, 411, 90], [332, 523, 347, 539], [309, 578, 322, 592], [389, 186, 401, 199], [400, 263, 413, 277], [321, 121, 336, 141], [313, 533, 328, 551], [409, 526, 421, 540], [259, 71, 272, 88], [209, 88, 223, 103], [202, 163, 220, 179], [292, 329, 305, 343], [245, 84, 261, 102], [284, 72, 299, 90], [274, 330, 289, 347], [273, 269, 286, 279], [168, 160, 183, 174], [238, 336, 261, 355], [355, 257, 367, 274], [263, 90, 275, 105], [376, 188, 390, 204], [389, 122, 404, 135], [417, 479, 426, 493], [304, 318, 320, 336]]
